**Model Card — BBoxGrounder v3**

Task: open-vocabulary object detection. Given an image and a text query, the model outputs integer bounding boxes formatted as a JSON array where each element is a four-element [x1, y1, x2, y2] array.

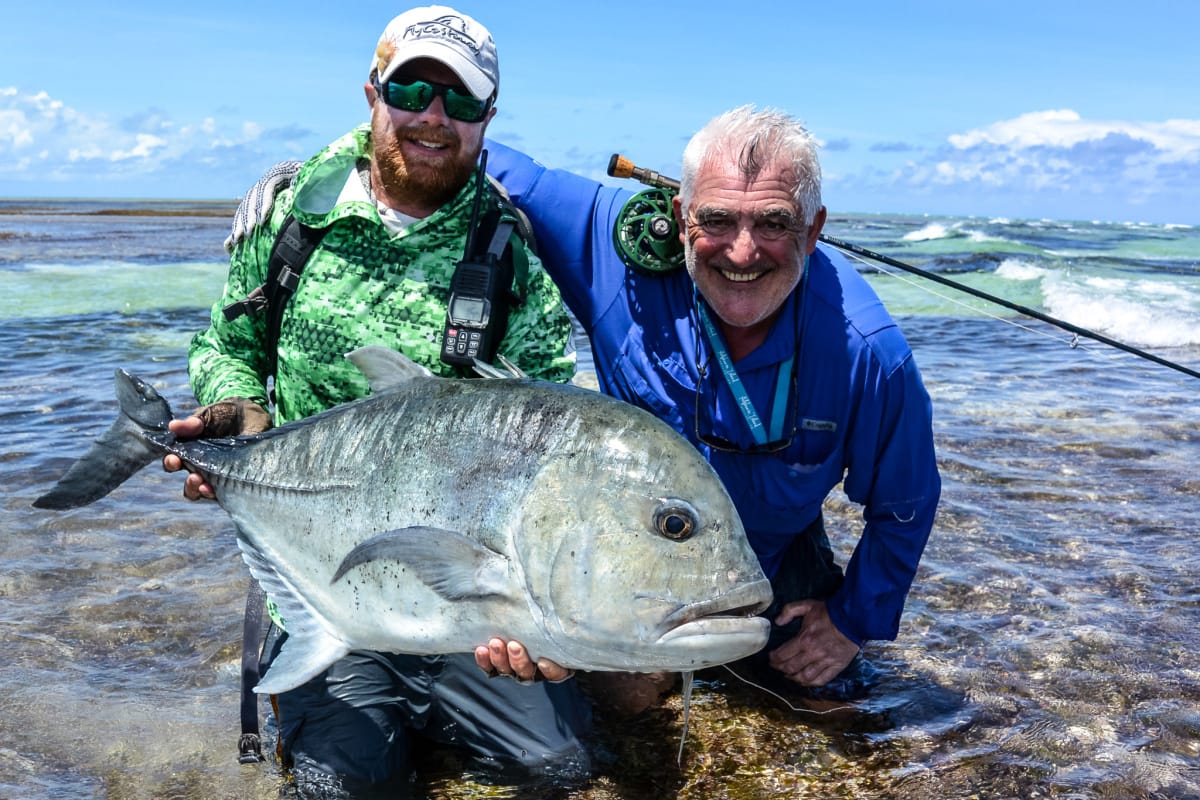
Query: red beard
[[371, 118, 478, 210]]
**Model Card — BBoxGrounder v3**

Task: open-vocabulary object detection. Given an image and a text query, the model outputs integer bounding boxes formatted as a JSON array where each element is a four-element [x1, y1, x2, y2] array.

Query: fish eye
[[654, 501, 698, 541]]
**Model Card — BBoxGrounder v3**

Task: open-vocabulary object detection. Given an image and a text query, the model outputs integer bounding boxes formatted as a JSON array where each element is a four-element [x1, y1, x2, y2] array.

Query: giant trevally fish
[[34, 346, 772, 694]]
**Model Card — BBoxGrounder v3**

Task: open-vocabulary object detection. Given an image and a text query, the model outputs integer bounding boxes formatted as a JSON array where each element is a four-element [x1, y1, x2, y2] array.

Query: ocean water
[[2, 200, 1198, 799]]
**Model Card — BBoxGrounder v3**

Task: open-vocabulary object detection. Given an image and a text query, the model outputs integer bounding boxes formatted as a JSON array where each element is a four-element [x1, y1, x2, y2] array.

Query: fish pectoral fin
[[332, 526, 512, 601]]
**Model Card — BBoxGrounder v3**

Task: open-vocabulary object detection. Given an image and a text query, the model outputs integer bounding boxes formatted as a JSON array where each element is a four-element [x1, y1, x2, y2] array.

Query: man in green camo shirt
[[163, 6, 591, 795], [186, 42, 573, 428], [188, 124, 575, 424]]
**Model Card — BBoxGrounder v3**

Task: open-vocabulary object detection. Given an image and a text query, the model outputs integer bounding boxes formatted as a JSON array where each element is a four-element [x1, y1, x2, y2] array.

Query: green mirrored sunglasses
[[373, 77, 491, 123]]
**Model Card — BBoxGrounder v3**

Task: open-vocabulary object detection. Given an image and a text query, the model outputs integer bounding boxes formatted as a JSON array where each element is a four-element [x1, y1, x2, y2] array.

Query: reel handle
[[607, 153, 680, 192]]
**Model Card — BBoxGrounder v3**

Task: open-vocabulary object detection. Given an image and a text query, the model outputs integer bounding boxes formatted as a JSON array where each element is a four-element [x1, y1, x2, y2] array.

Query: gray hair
[[679, 105, 823, 227]]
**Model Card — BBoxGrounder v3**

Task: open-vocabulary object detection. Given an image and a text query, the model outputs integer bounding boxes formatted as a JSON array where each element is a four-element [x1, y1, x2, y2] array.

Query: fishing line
[[820, 234, 1200, 382], [719, 664, 853, 716], [678, 670, 693, 765], [838, 248, 1099, 351]]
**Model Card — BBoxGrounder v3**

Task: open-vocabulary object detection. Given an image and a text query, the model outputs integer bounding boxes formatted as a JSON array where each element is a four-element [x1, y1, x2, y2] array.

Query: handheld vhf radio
[[608, 153, 685, 274], [440, 150, 516, 368]]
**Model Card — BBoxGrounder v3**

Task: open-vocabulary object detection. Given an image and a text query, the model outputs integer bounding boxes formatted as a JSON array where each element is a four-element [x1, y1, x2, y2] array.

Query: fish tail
[[33, 369, 174, 510]]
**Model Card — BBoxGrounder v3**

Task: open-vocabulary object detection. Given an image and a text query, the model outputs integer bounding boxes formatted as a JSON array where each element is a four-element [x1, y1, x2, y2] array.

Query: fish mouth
[[654, 578, 773, 643]]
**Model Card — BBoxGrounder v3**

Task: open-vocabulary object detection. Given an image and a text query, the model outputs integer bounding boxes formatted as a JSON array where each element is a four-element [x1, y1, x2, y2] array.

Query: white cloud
[[0, 86, 311, 194], [0, 87, 168, 169], [930, 110, 1200, 211], [0, 109, 35, 147], [834, 109, 1200, 221], [111, 133, 168, 161], [948, 109, 1200, 164]]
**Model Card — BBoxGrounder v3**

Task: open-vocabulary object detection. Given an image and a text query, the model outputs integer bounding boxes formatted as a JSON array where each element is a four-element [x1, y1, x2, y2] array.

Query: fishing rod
[[607, 153, 1200, 382], [819, 234, 1200, 381]]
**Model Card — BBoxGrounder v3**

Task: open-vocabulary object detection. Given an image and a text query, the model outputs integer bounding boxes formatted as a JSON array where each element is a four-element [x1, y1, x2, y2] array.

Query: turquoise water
[[2, 202, 1199, 799]]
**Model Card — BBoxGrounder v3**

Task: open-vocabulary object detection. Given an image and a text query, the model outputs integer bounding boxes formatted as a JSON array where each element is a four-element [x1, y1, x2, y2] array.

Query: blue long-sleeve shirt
[[486, 140, 940, 646]]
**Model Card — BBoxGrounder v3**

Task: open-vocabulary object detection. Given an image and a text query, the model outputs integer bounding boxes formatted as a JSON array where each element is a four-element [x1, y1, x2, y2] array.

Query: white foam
[[967, 229, 1004, 243], [901, 220, 1008, 243], [902, 222, 952, 242], [995, 258, 1046, 281], [1041, 272, 1200, 348]]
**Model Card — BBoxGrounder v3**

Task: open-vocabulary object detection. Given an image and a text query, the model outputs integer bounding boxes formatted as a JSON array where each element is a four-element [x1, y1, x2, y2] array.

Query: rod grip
[[608, 153, 636, 179]]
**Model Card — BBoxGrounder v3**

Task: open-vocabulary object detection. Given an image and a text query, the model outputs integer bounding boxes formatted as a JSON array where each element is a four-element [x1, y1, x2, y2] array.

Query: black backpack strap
[[484, 176, 533, 303], [237, 579, 268, 763], [222, 213, 328, 380], [485, 174, 536, 256], [222, 213, 325, 762]]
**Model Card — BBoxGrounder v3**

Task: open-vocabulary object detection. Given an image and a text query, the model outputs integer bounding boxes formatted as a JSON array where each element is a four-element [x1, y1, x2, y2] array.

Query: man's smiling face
[[679, 151, 822, 350], [369, 57, 494, 214]]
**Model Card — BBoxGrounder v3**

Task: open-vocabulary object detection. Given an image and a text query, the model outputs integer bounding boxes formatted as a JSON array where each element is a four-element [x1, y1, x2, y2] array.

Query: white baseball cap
[[369, 6, 499, 99]]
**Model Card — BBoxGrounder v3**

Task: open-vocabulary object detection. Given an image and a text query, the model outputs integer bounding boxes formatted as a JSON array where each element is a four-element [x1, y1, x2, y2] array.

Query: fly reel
[[613, 187, 684, 274], [608, 153, 685, 274]]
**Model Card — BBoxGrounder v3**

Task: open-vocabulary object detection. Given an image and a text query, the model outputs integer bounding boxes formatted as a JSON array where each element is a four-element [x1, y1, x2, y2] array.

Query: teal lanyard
[[696, 302, 794, 446]]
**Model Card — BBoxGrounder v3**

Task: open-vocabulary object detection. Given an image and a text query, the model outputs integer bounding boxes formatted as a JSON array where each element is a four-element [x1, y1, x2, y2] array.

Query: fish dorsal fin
[[236, 535, 350, 694], [345, 345, 434, 394], [332, 526, 511, 601]]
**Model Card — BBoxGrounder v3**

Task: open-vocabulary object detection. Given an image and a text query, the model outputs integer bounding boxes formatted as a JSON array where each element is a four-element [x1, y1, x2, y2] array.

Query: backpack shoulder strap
[[261, 215, 326, 374], [222, 213, 328, 379], [484, 174, 536, 253], [483, 176, 532, 301]]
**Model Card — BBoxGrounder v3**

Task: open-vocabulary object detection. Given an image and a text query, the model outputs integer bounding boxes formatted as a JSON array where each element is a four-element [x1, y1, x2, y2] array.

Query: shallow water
[[2, 203, 1198, 798]]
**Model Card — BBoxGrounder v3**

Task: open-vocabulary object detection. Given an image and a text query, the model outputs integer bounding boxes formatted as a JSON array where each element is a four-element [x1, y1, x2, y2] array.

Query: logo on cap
[[404, 15, 480, 54]]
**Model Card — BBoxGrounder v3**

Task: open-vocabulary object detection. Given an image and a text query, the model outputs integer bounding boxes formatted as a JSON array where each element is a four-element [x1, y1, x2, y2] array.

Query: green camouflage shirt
[[189, 125, 575, 423]]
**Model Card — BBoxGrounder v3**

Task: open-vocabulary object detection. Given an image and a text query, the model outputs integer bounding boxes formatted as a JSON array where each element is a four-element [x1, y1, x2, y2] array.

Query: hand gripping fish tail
[[33, 370, 178, 510]]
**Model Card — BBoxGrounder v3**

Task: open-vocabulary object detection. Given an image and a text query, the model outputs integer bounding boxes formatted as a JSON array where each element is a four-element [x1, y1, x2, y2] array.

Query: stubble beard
[[684, 236, 787, 331]]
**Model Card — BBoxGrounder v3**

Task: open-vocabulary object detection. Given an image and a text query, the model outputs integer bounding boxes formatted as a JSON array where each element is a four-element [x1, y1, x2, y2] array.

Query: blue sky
[[2, 1, 1198, 224]]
